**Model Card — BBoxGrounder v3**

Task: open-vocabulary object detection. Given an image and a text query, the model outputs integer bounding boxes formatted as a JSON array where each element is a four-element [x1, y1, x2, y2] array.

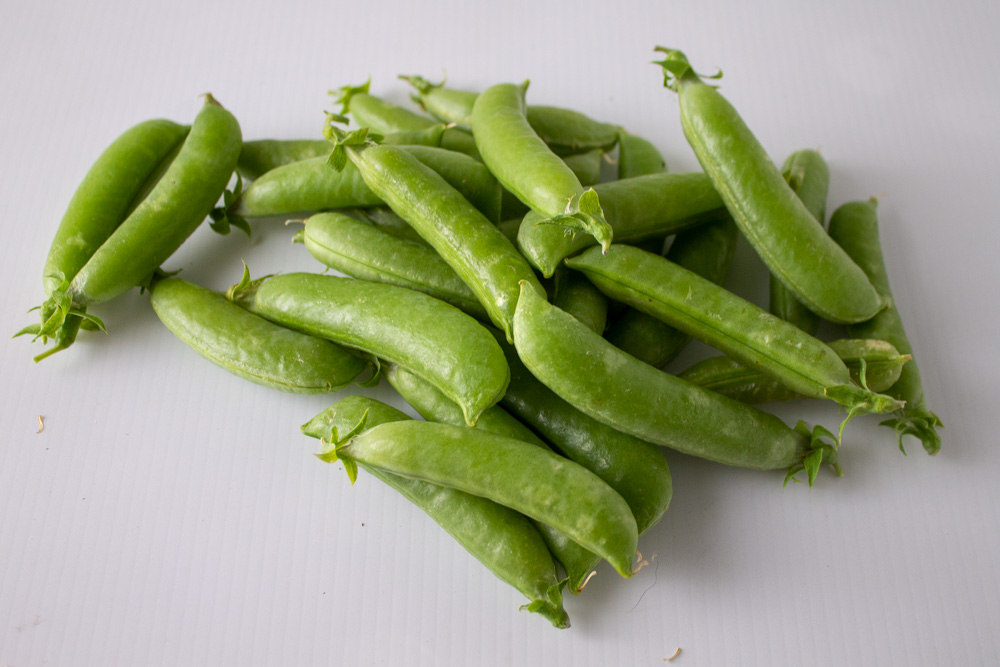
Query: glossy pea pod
[[513, 282, 839, 479], [654, 48, 883, 323], [498, 149, 604, 222], [472, 82, 613, 251], [355, 207, 429, 247], [769, 149, 830, 334], [603, 209, 738, 367], [329, 133, 544, 341], [617, 131, 667, 179], [679, 339, 910, 404], [384, 364, 605, 592], [302, 396, 570, 628], [321, 419, 639, 579], [828, 199, 943, 455], [490, 330, 673, 593], [518, 171, 723, 277], [23, 118, 190, 359], [401, 75, 621, 156], [150, 277, 372, 392], [232, 272, 508, 426], [566, 244, 905, 421], [295, 212, 490, 321]]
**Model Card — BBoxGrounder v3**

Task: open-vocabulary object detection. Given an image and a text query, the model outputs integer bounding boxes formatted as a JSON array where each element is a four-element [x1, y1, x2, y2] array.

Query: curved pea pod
[[768, 149, 830, 334], [303, 396, 569, 628], [828, 198, 943, 455], [149, 277, 371, 393], [517, 171, 723, 277], [236, 139, 329, 180], [400, 146, 501, 223], [513, 282, 840, 484], [233, 271, 508, 426], [617, 132, 667, 179], [328, 131, 544, 341], [322, 419, 639, 579], [296, 212, 490, 321], [550, 267, 608, 334], [604, 209, 738, 367], [654, 48, 884, 323], [679, 339, 910, 404], [472, 82, 612, 251]]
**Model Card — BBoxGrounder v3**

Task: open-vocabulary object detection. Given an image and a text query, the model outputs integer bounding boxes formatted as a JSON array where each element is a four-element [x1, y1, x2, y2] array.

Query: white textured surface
[[2, 0, 999, 664]]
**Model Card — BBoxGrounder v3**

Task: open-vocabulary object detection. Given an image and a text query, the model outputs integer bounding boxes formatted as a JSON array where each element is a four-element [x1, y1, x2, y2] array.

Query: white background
[[2, 1, 998, 664]]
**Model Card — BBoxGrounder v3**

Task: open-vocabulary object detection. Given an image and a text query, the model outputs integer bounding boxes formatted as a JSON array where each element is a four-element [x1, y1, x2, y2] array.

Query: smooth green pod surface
[[150, 277, 370, 393], [551, 267, 608, 335], [303, 396, 569, 628], [617, 132, 667, 179], [325, 420, 639, 578], [239, 272, 509, 426], [236, 139, 329, 180]]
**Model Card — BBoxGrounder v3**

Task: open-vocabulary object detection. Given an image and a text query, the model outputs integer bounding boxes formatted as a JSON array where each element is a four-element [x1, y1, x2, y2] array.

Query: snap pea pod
[[828, 198, 943, 455], [561, 148, 604, 187], [513, 282, 839, 479], [328, 131, 544, 341], [769, 149, 830, 334], [355, 207, 429, 247], [566, 245, 905, 422], [235, 144, 499, 222], [321, 419, 639, 578], [617, 132, 667, 179], [296, 212, 490, 321], [678, 339, 910, 404], [603, 209, 738, 367], [384, 364, 603, 589], [401, 75, 621, 155], [518, 172, 723, 277], [302, 396, 570, 628], [472, 82, 612, 250], [232, 272, 508, 426], [491, 330, 673, 592], [333, 81, 481, 160], [550, 267, 608, 335], [150, 277, 371, 393], [654, 48, 884, 323]]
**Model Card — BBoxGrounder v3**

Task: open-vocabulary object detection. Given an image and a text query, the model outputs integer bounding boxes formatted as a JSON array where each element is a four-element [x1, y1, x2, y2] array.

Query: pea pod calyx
[[784, 423, 842, 489]]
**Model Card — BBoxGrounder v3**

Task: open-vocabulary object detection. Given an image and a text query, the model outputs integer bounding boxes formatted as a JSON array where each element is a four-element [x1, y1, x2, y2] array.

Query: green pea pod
[[302, 396, 570, 628], [233, 271, 508, 426], [768, 149, 830, 334], [321, 419, 639, 579], [561, 148, 604, 187], [679, 339, 910, 404], [551, 266, 608, 335], [296, 212, 490, 321], [518, 172, 723, 277], [384, 364, 603, 589], [513, 282, 839, 483], [472, 82, 612, 251], [828, 198, 943, 455], [401, 146, 501, 223], [150, 277, 371, 392], [355, 207, 430, 247], [566, 245, 905, 430], [617, 132, 667, 179], [604, 209, 738, 367], [654, 48, 884, 323], [327, 131, 544, 341], [402, 75, 621, 156]]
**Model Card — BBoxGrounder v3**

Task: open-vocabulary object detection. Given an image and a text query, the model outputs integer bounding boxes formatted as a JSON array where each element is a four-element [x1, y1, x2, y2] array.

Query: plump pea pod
[[679, 339, 910, 404], [768, 149, 830, 334], [355, 207, 429, 247], [22, 119, 190, 360], [604, 209, 738, 367], [384, 364, 603, 588], [566, 245, 905, 430], [296, 212, 490, 321], [617, 132, 667, 179], [149, 276, 371, 393], [513, 282, 840, 484], [321, 419, 639, 578], [234, 144, 498, 222], [303, 396, 569, 628], [550, 267, 608, 335], [402, 75, 621, 156], [561, 148, 604, 187], [327, 129, 544, 341], [471, 82, 612, 250], [490, 330, 672, 592], [518, 171, 723, 277], [828, 198, 943, 455], [654, 48, 884, 323], [233, 272, 508, 426], [333, 81, 481, 160]]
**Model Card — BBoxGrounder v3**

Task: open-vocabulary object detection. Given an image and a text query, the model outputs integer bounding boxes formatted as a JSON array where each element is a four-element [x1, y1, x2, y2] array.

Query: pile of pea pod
[[20, 47, 942, 629]]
